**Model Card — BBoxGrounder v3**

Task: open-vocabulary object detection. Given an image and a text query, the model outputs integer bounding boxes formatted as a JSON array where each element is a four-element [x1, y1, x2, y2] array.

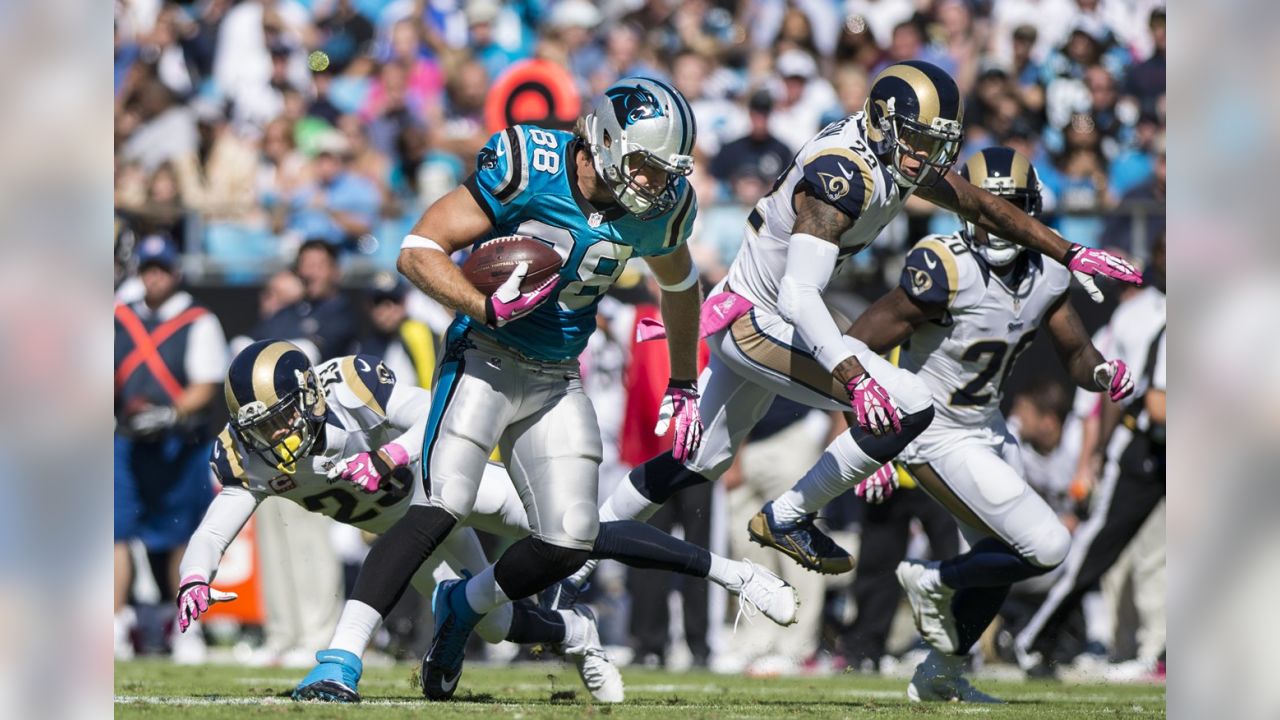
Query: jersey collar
[[568, 138, 628, 224]]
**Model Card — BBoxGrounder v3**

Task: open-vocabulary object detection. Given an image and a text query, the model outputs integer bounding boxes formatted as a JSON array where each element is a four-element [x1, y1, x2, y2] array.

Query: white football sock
[[474, 603, 514, 644], [329, 600, 382, 656], [558, 609, 586, 650], [772, 432, 875, 524], [600, 476, 662, 523], [706, 553, 749, 589], [919, 563, 944, 593], [463, 564, 511, 615]]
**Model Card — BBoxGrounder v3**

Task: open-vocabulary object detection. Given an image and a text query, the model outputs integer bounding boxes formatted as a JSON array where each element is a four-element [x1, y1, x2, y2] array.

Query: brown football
[[461, 235, 563, 295]]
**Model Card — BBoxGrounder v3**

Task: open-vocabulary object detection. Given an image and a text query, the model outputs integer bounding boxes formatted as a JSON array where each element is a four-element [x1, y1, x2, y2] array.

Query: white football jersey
[[896, 234, 1072, 429], [210, 355, 426, 534], [727, 112, 912, 311]]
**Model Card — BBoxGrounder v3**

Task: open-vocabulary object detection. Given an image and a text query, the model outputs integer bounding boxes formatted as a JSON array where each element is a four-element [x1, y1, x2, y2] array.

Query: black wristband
[[1062, 243, 1081, 265], [669, 378, 697, 391], [176, 579, 208, 603], [371, 450, 395, 479], [484, 297, 498, 328]]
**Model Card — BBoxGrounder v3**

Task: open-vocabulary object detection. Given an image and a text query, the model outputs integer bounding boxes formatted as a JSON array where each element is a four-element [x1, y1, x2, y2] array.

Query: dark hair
[[1016, 380, 1069, 421], [297, 239, 340, 264]]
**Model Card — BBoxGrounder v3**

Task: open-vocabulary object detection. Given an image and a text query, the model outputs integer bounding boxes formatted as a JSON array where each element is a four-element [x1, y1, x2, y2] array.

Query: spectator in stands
[[672, 51, 748, 158], [252, 240, 358, 361], [1009, 24, 1046, 122], [282, 131, 380, 249], [1123, 7, 1165, 117], [315, 0, 376, 75], [114, 236, 228, 662], [427, 57, 491, 164], [357, 272, 438, 389], [872, 19, 956, 78], [464, 0, 523, 81], [832, 13, 884, 71], [934, 0, 982, 96], [1103, 132, 1164, 254], [712, 90, 793, 205], [845, 0, 915, 54], [120, 80, 198, 173], [768, 49, 837, 155], [546, 0, 605, 88]]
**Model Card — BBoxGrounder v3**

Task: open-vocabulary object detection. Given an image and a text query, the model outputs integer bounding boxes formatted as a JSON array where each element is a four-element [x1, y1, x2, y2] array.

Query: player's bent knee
[[528, 536, 593, 576], [1029, 522, 1071, 570], [632, 451, 714, 504], [853, 404, 935, 464], [560, 500, 600, 548]]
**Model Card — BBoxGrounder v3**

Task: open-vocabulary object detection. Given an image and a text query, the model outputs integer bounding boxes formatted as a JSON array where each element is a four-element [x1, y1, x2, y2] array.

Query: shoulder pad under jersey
[[900, 234, 984, 309]]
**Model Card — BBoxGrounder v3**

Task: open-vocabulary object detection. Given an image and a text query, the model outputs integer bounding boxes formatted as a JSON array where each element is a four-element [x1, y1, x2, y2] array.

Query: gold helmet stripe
[[250, 341, 294, 408], [879, 64, 941, 125], [1009, 151, 1032, 190], [966, 149, 990, 186]]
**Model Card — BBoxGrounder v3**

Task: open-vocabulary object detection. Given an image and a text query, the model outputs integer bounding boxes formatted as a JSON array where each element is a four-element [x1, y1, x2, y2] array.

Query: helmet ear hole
[[602, 130, 612, 149]]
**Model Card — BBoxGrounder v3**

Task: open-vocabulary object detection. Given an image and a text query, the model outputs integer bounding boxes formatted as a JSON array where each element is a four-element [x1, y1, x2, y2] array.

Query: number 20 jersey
[[209, 355, 417, 534], [896, 233, 1071, 430], [462, 125, 697, 362], [727, 112, 911, 312]]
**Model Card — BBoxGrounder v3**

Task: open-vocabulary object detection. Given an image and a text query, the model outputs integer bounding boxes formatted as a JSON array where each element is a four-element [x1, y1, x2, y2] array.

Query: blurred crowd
[[115, 0, 1166, 280], [113, 0, 1165, 682]]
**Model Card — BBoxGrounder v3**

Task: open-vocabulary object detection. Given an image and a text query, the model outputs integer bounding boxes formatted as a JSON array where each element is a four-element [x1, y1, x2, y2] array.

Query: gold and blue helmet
[[584, 77, 695, 220], [864, 60, 965, 188], [224, 340, 326, 474], [959, 146, 1043, 266]]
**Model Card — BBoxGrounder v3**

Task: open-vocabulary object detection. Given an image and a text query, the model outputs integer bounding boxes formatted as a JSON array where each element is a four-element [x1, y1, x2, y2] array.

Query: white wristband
[[657, 262, 700, 292], [401, 234, 447, 253]]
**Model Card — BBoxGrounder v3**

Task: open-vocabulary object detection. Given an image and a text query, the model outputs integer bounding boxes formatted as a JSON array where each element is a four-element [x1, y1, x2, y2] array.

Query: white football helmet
[[583, 77, 695, 220], [959, 146, 1043, 267]]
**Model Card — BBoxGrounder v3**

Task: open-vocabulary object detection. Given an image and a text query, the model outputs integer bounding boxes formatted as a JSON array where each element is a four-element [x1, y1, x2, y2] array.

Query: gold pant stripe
[[908, 462, 998, 538], [729, 312, 847, 404]]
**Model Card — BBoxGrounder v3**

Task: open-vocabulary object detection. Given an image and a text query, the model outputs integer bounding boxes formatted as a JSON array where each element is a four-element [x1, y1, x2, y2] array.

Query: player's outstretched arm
[[398, 186, 496, 321], [175, 485, 261, 631], [917, 172, 1142, 301], [846, 287, 940, 354], [1045, 295, 1133, 402]]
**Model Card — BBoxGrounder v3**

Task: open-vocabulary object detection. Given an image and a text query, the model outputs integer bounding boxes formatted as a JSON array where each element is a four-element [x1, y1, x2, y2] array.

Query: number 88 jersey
[[461, 125, 697, 362], [895, 233, 1071, 429]]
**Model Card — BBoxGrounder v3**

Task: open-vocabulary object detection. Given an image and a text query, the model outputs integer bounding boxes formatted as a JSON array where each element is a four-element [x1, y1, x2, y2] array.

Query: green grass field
[[115, 659, 1165, 719]]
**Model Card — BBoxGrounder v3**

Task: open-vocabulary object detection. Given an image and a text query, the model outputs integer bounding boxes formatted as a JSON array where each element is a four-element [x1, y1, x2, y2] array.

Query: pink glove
[[1093, 359, 1134, 402], [655, 382, 703, 463], [846, 373, 902, 436], [1065, 244, 1143, 303], [485, 261, 559, 328], [855, 464, 898, 504], [176, 575, 238, 632], [330, 443, 410, 493]]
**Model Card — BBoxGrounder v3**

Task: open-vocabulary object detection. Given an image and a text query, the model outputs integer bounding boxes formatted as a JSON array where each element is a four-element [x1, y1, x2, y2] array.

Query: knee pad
[[527, 537, 593, 579], [558, 500, 600, 549], [1029, 521, 1071, 570], [851, 404, 935, 464], [631, 451, 712, 505]]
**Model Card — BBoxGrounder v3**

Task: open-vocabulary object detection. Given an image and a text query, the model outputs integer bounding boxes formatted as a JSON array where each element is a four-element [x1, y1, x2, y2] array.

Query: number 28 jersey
[[896, 234, 1071, 429], [461, 126, 697, 362], [209, 355, 427, 534], [728, 112, 911, 312]]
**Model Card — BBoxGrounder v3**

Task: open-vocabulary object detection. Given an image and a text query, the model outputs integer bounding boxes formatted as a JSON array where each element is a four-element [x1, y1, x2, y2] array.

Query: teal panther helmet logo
[[606, 85, 665, 127]]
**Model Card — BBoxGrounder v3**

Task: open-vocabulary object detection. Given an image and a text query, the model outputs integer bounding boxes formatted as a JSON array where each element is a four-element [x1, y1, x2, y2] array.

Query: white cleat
[[907, 650, 1003, 704], [896, 560, 958, 654], [730, 560, 799, 627], [562, 606, 624, 704]]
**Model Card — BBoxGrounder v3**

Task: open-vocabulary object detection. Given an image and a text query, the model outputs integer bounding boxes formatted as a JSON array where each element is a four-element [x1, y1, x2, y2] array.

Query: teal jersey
[[460, 125, 697, 361]]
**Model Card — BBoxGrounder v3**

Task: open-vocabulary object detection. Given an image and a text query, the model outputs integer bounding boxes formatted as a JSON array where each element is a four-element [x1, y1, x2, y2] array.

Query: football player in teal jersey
[[295, 78, 707, 702]]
